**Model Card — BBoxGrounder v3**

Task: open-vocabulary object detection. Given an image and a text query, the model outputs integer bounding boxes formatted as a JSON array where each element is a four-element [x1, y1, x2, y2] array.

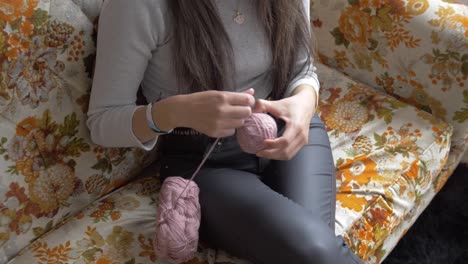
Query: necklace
[[233, 0, 245, 25]]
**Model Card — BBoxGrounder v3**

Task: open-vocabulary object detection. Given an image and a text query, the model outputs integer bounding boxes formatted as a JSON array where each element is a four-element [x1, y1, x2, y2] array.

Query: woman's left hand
[[254, 86, 317, 160]]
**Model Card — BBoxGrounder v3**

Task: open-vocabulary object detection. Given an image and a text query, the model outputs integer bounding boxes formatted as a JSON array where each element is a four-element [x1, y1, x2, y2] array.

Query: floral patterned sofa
[[0, 0, 466, 263]]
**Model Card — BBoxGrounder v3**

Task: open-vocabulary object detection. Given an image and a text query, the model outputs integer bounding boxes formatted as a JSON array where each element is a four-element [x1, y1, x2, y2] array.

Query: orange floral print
[[337, 193, 369, 212], [451, 14, 468, 37], [369, 207, 390, 226], [339, 6, 372, 44], [334, 50, 354, 70], [138, 234, 156, 262], [406, 0, 429, 16], [358, 224, 374, 242], [359, 0, 388, 9], [359, 242, 369, 257], [339, 155, 377, 186], [16, 158, 39, 183], [95, 257, 119, 264], [326, 100, 369, 133], [29, 163, 76, 215], [31, 240, 72, 264], [110, 211, 121, 221], [19, 20, 34, 36], [0, 0, 39, 22], [5, 33, 31, 60], [90, 200, 124, 223]]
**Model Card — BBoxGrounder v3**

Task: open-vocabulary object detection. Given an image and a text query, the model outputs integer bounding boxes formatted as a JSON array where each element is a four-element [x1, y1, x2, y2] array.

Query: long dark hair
[[168, 0, 313, 100]]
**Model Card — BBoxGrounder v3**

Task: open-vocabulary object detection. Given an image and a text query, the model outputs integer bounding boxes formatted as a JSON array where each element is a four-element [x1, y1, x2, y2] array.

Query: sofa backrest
[[310, 0, 468, 165], [0, 0, 156, 260]]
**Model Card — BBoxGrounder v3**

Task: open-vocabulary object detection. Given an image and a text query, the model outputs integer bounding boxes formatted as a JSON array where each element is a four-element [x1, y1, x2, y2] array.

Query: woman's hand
[[254, 85, 317, 160], [179, 89, 255, 138]]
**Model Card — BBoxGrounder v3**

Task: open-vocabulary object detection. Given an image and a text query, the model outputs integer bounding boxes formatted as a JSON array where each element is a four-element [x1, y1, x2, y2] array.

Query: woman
[[87, 0, 363, 263]]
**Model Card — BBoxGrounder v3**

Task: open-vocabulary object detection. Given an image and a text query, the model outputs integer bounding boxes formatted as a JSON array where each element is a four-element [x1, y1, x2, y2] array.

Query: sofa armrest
[[311, 0, 467, 164]]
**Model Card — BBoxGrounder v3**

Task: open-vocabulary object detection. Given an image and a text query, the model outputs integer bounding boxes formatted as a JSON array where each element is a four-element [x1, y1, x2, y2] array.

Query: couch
[[0, 0, 466, 263]]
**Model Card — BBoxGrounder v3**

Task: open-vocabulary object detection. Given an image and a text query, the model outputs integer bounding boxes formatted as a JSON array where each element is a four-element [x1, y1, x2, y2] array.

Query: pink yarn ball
[[237, 113, 278, 154], [154, 176, 201, 264]]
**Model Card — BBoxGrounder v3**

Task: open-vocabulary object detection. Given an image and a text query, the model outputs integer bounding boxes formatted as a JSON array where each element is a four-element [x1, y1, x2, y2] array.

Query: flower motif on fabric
[[31, 226, 141, 263], [0, 5, 88, 109], [330, 0, 423, 71], [320, 84, 406, 137], [0, 110, 90, 240]]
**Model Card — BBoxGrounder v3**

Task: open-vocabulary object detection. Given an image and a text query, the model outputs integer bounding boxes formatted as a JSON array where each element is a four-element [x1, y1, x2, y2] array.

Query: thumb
[[252, 98, 268, 113], [254, 99, 284, 118]]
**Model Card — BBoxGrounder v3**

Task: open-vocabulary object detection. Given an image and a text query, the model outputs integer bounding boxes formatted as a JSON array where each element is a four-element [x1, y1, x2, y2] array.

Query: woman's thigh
[[193, 167, 342, 264], [261, 113, 336, 230]]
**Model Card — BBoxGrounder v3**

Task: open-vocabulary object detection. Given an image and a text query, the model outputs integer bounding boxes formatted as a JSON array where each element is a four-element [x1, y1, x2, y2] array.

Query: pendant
[[233, 11, 245, 25]]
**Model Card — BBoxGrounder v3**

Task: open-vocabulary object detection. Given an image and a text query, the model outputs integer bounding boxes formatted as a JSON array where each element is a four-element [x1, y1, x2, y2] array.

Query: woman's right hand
[[179, 89, 255, 138]]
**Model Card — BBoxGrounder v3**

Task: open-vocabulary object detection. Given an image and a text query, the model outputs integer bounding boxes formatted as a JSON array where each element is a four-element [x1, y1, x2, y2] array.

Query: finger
[[282, 126, 309, 157], [241, 89, 259, 113], [225, 92, 255, 107], [257, 124, 305, 160], [256, 99, 287, 119], [252, 99, 263, 113], [257, 138, 302, 160], [283, 136, 305, 159], [223, 105, 252, 119], [262, 137, 289, 151], [261, 122, 297, 150], [253, 99, 269, 113], [242, 88, 255, 96], [216, 118, 245, 130]]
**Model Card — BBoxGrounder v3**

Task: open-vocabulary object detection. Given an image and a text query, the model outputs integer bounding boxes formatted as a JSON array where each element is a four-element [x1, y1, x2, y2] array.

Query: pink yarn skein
[[154, 113, 278, 264], [154, 177, 201, 263], [237, 113, 278, 154], [154, 138, 220, 264]]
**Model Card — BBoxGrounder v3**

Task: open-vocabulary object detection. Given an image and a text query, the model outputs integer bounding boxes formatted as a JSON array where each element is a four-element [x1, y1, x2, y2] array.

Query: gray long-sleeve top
[[87, 0, 319, 151]]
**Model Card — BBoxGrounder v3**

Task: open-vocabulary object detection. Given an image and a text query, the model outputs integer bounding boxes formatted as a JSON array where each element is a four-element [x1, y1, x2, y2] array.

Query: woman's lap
[[158, 114, 362, 263], [194, 167, 340, 264]]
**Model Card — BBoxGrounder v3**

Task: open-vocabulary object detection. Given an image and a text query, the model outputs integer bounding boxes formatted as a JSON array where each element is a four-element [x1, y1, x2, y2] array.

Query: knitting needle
[[173, 137, 221, 204]]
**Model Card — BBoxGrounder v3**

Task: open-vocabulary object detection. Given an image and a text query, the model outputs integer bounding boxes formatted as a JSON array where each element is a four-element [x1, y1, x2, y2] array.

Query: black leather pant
[[158, 114, 363, 264]]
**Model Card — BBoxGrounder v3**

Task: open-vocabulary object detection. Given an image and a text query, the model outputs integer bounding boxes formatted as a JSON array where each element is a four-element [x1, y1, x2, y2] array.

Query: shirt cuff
[[284, 77, 320, 108], [130, 105, 159, 151]]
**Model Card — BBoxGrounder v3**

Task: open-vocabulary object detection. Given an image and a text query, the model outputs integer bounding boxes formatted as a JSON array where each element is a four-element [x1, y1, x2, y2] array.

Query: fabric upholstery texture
[[0, 0, 156, 262], [1, 0, 465, 263], [311, 0, 467, 176]]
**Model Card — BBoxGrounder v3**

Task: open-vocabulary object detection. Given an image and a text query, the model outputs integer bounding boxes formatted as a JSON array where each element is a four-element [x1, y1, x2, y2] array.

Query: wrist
[[150, 95, 186, 132], [170, 94, 190, 128], [291, 85, 318, 108]]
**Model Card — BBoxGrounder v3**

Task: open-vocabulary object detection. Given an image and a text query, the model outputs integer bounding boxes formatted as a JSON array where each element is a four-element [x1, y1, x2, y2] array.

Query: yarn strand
[[173, 137, 221, 205]]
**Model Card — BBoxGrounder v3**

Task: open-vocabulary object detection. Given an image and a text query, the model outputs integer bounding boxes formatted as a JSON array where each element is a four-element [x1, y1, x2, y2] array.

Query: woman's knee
[[291, 236, 337, 263], [282, 224, 362, 264]]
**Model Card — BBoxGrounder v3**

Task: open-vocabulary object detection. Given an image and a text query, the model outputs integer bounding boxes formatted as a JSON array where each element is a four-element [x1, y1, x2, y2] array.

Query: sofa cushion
[[310, 0, 468, 180], [0, 0, 156, 261], [8, 64, 453, 264], [317, 63, 452, 263]]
